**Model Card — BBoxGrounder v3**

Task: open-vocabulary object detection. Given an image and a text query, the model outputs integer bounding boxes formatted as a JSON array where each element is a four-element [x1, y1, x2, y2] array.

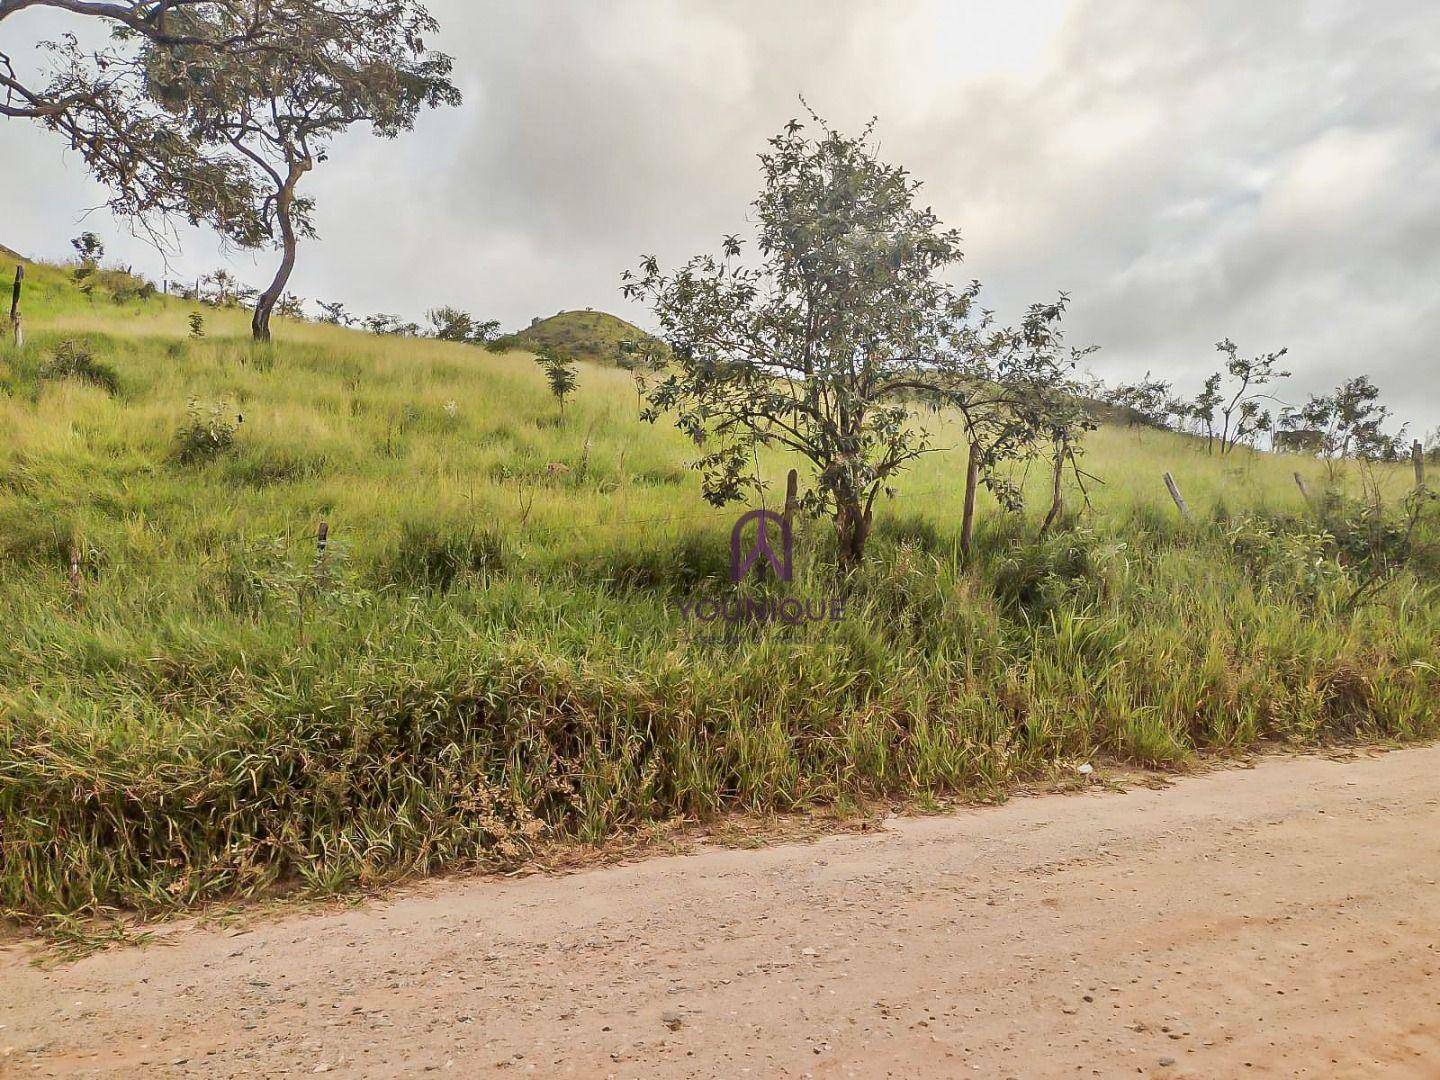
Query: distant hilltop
[[496, 309, 664, 368]]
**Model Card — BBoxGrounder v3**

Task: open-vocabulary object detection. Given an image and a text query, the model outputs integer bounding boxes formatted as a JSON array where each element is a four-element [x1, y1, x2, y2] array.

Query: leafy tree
[[1188, 339, 1289, 455], [1, 2, 372, 242], [362, 312, 421, 337], [534, 347, 577, 419], [1283, 376, 1407, 481], [275, 292, 306, 320], [363, 313, 402, 335], [140, 3, 460, 342], [624, 114, 1091, 568], [200, 268, 252, 307], [426, 306, 502, 345], [317, 301, 355, 327], [70, 232, 105, 266], [68, 231, 106, 294], [1103, 372, 1182, 429]]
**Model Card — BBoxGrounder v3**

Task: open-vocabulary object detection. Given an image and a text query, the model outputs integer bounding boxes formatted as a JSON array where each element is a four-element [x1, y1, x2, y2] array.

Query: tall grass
[[1, 254, 1436, 918]]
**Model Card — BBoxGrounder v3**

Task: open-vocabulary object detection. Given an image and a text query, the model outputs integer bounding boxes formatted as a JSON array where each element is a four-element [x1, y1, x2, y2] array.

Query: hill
[[501, 308, 661, 367], [0, 248, 1434, 921]]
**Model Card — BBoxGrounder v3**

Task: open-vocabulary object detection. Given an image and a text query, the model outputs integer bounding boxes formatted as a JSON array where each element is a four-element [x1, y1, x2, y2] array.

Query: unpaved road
[[4, 749, 1440, 1079]]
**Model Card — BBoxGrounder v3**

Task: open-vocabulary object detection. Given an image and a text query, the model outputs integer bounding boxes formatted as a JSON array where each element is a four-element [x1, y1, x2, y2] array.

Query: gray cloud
[[1, 0, 1437, 432]]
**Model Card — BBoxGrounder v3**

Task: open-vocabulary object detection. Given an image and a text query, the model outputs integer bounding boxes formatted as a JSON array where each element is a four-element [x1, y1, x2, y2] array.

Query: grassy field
[[2, 250, 1436, 920]]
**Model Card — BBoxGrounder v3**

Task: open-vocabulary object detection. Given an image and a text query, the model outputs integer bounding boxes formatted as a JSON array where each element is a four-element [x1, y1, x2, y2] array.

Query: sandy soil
[[4, 747, 1440, 1078]]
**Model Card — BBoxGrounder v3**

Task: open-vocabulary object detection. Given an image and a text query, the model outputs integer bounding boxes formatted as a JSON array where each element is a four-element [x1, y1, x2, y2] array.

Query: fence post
[[960, 440, 980, 558], [1163, 472, 1191, 521], [9, 265, 22, 348], [783, 468, 798, 531], [1293, 472, 1312, 504], [316, 520, 329, 556], [1414, 440, 1426, 492]]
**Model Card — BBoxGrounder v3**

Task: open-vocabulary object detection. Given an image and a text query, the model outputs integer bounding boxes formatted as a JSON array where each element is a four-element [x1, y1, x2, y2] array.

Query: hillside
[[502, 308, 660, 367], [0, 249, 1435, 921]]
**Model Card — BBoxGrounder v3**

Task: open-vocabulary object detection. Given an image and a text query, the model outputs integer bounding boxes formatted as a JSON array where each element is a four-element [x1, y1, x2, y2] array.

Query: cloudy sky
[[2, 0, 1438, 432]]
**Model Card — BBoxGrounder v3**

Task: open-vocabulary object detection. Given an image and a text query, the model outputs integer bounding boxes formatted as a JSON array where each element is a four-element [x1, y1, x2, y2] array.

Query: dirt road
[[4, 748, 1440, 1078]]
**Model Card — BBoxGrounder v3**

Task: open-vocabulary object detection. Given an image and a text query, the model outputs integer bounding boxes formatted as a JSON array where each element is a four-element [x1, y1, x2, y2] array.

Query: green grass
[[500, 308, 659, 367], [1, 249, 1436, 919]]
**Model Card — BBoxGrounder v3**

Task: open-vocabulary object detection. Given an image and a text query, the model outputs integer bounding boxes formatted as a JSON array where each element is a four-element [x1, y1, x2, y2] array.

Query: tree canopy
[[625, 113, 1092, 567]]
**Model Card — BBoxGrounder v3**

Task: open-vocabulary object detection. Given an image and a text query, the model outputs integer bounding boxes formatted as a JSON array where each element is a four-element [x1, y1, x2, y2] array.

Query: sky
[[2, 0, 1438, 434]]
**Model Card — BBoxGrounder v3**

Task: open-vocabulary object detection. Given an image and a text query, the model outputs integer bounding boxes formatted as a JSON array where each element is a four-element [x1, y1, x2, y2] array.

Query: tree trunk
[[1040, 437, 1066, 537], [252, 170, 304, 344], [959, 440, 980, 559], [835, 494, 871, 571], [9, 265, 22, 348]]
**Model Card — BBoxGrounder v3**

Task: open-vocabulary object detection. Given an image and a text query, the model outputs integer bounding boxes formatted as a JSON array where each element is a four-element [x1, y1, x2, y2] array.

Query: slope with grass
[[1, 246, 1436, 921], [500, 308, 659, 366]]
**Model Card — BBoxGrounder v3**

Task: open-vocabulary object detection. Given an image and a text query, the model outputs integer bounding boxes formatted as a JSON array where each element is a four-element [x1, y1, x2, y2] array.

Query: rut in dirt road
[[4, 747, 1439, 1078]]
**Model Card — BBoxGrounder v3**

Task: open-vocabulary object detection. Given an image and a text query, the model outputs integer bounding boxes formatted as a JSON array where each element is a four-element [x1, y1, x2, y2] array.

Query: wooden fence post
[[1414, 440, 1426, 492], [1163, 472, 1191, 521], [9, 265, 22, 348], [783, 468, 798, 531], [960, 440, 980, 558], [1293, 472, 1312, 504]]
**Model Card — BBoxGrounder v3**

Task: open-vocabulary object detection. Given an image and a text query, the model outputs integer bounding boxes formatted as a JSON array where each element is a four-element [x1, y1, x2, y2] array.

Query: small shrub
[[991, 529, 1102, 618], [38, 340, 120, 395], [189, 312, 206, 338], [173, 399, 239, 465], [220, 535, 367, 618], [1226, 515, 1343, 607]]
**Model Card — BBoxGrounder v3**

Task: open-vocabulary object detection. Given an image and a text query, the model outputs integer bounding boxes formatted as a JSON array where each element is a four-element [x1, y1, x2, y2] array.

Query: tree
[[624, 114, 1091, 569], [534, 347, 577, 419], [140, 3, 459, 342], [275, 292, 306, 320], [69, 230, 105, 294], [426, 306, 502, 345], [317, 301, 355, 327], [0, 2, 356, 242], [70, 232, 105, 266], [1283, 376, 1407, 481], [363, 312, 420, 336], [1102, 372, 1182, 429], [200, 268, 252, 307], [1188, 339, 1289, 455]]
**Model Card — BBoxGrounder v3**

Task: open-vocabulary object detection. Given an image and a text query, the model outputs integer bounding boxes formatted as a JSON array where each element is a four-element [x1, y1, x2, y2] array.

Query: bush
[[991, 529, 1103, 618], [173, 399, 239, 465], [38, 341, 120, 396]]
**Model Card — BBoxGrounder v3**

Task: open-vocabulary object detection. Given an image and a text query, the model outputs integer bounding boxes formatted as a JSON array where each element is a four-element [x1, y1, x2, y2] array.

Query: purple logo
[[730, 509, 793, 583], [674, 508, 844, 631]]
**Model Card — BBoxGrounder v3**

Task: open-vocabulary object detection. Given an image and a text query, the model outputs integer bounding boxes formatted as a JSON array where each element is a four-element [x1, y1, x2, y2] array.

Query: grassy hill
[[1, 247, 1435, 921], [500, 308, 660, 367]]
